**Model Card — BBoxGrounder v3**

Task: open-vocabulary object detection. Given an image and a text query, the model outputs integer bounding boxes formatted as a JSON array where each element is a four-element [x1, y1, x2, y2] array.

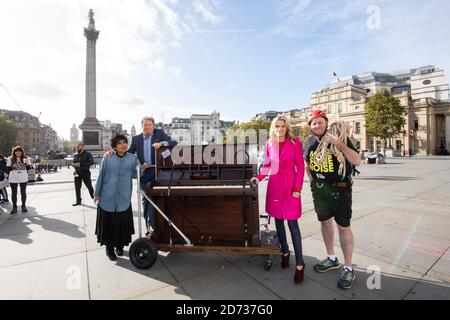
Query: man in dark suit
[[72, 143, 95, 206], [128, 116, 177, 236]]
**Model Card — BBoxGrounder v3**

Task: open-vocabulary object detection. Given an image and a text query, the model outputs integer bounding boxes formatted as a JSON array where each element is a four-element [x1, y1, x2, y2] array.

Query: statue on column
[[88, 9, 95, 28]]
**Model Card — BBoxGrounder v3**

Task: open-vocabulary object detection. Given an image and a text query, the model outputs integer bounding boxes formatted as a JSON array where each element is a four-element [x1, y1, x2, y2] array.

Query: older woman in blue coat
[[94, 134, 140, 261]]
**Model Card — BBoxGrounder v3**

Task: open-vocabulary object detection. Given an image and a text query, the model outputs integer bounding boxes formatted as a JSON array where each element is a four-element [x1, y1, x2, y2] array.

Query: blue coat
[[94, 153, 140, 212], [128, 129, 177, 182]]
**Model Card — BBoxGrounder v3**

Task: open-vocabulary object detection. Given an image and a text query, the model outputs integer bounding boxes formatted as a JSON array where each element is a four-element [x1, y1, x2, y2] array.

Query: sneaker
[[337, 267, 356, 289], [313, 257, 340, 273], [72, 202, 82, 206]]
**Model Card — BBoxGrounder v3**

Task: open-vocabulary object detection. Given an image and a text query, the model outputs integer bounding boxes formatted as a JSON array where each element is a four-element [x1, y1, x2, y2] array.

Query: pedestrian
[[0, 154, 9, 204], [94, 134, 140, 261], [105, 116, 177, 239], [72, 143, 95, 206], [251, 116, 306, 284], [6, 146, 30, 214], [303, 110, 361, 289]]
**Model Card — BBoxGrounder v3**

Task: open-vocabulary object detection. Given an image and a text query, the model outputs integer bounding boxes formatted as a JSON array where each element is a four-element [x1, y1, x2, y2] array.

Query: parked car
[[359, 149, 371, 159], [366, 152, 385, 164]]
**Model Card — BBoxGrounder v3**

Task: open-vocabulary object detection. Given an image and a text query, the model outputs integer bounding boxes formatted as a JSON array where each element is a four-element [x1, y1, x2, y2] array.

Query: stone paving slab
[[87, 249, 177, 300], [174, 264, 282, 300], [0, 252, 89, 300], [0, 226, 86, 268]]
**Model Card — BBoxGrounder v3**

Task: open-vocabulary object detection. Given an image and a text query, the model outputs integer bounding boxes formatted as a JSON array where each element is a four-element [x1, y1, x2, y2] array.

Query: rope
[[314, 121, 348, 178]]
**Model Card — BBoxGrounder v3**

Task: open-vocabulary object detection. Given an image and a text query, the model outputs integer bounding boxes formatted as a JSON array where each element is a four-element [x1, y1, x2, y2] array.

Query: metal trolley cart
[[129, 144, 280, 270]]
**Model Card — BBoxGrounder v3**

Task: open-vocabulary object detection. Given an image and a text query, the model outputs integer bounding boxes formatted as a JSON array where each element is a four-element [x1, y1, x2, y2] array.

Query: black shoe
[[106, 247, 117, 261], [72, 202, 82, 206], [115, 247, 124, 256], [10, 207, 17, 214], [21, 205, 28, 213]]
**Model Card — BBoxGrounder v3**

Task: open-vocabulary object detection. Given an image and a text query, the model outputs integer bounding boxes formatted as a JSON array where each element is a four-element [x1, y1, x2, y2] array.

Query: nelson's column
[[79, 9, 103, 153]]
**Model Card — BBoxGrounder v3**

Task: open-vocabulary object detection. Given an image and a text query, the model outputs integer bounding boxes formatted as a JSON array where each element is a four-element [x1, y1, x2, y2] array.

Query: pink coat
[[257, 137, 304, 220]]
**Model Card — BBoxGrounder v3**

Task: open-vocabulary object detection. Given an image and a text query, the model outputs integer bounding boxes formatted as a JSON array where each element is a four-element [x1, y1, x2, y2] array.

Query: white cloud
[[193, 0, 223, 24], [0, 0, 218, 140]]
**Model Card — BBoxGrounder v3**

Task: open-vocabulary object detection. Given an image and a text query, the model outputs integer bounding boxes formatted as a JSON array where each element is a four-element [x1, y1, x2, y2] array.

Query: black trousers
[[10, 183, 27, 207], [74, 172, 94, 203], [1, 187, 9, 200]]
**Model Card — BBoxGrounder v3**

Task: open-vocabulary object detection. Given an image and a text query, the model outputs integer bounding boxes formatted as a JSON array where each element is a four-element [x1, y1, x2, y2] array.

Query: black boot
[[115, 247, 124, 256], [10, 206, 17, 214], [21, 205, 28, 213], [106, 246, 117, 261]]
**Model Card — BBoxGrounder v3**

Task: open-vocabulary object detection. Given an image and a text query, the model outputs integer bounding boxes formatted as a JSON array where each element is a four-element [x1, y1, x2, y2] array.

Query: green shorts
[[310, 180, 353, 227]]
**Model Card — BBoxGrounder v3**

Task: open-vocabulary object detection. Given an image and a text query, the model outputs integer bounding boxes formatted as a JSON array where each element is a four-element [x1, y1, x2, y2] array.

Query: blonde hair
[[269, 116, 296, 144]]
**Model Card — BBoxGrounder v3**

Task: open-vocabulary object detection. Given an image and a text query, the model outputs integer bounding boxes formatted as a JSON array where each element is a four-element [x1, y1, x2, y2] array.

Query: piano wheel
[[129, 237, 158, 269], [264, 255, 273, 271]]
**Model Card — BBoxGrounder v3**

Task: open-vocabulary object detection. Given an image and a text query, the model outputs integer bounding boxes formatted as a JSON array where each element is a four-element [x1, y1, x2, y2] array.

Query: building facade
[[0, 109, 41, 156], [301, 65, 450, 156], [70, 124, 79, 142], [39, 124, 58, 155], [99, 120, 124, 150], [162, 112, 235, 145], [252, 111, 281, 122]]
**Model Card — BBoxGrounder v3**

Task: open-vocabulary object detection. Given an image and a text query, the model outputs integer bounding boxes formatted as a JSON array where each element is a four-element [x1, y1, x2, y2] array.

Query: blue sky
[[1, 0, 449, 139]]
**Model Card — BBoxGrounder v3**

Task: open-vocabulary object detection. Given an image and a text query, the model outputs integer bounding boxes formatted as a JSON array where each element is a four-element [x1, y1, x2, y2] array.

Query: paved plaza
[[0, 158, 449, 300]]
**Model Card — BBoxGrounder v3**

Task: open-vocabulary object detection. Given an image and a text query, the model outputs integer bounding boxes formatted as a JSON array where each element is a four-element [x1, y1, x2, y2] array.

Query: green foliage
[[293, 125, 311, 143], [222, 119, 271, 144], [63, 140, 81, 154], [0, 114, 18, 155], [365, 91, 407, 147]]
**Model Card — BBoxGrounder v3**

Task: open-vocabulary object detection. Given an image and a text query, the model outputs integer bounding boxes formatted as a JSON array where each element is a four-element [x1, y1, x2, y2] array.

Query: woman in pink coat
[[251, 116, 305, 283]]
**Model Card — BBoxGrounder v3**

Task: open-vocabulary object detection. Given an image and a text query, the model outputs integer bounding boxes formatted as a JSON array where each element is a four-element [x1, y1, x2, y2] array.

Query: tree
[[222, 119, 271, 144], [63, 140, 81, 154], [365, 91, 406, 149], [0, 114, 18, 155], [293, 125, 311, 143]]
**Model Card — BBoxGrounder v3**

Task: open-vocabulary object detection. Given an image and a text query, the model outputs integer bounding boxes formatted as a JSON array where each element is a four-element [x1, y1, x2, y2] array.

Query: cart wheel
[[264, 255, 273, 271], [129, 237, 158, 269]]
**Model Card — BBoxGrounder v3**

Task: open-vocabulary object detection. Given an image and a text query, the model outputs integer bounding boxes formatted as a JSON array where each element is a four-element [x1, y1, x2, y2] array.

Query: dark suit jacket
[[128, 128, 177, 181]]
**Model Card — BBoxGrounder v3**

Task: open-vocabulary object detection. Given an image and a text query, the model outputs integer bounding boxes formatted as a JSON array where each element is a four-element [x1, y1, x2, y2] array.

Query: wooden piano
[[129, 143, 279, 270]]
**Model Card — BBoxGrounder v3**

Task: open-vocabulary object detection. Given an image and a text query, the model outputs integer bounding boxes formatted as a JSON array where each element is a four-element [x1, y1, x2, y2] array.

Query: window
[[318, 97, 321, 103], [396, 140, 402, 151], [376, 140, 382, 152], [338, 94, 342, 99], [327, 96, 332, 101], [355, 140, 361, 150], [355, 105, 360, 111], [355, 122, 361, 134], [338, 103, 343, 113], [327, 104, 333, 114], [413, 118, 419, 131], [413, 139, 419, 152]]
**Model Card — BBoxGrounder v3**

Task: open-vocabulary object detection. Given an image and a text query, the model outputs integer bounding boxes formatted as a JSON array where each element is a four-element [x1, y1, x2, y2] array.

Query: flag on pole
[[332, 71, 341, 82]]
